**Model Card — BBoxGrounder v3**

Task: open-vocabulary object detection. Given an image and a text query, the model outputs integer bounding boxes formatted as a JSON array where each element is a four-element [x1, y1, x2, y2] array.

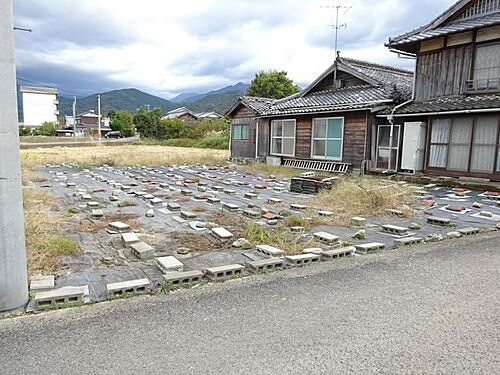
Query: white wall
[[22, 92, 58, 127]]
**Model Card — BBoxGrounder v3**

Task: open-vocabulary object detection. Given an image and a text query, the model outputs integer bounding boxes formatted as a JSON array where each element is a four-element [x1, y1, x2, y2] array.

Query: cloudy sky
[[14, 0, 457, 99]]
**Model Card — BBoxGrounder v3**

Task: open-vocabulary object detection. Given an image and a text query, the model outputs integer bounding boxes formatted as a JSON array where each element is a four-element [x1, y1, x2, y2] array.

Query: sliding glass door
[[376, 125, 400, 170]]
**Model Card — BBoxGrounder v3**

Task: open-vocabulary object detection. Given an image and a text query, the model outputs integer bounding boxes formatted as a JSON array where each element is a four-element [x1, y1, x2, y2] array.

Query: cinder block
[[267, 198, 282, 204], [180, 210, 197, 220], [245, 258, 285, 273], [256, 244, 285, 257], [91, 209, 104, 218], [351, 217, 367, 226], [285, 253, 321, 267], [355, 242, 386, 254], [150, 198, 164, 206], [386, 209, 405, 217], [130, 241, 155, 260], [106, 278, 150, 297], [108, 221, 131, 233], [243, 209, 260, 219], [382, 224, 409, 235], [223, 189, 237, 195], [205, 264, 245, 281], [212, 227, 233, 239], [30, 275, 55, 292], [167, 202, 181, 211], [122, 232, 140, 247], [321, 246, 355, 260], [393, 237, 423, 247], [290, 226, 305, 233], [427, 216, 451, 226], [162, 270, 204, 288], [290, 204, 307, 210], [33, 287, 84, 311], [318, 211, 334, 217], [457, 227, 481, 236], [244, 192, 258, 199], [207, 197, 221, 204], [156, 256, 184, 273], [181, 189, 193, 196], [313, 232, 339, 244], [222, 202, 239, 211]]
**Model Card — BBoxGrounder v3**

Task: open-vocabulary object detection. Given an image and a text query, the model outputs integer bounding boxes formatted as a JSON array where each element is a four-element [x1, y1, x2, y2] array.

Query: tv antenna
[[321, 2, 352, 57]]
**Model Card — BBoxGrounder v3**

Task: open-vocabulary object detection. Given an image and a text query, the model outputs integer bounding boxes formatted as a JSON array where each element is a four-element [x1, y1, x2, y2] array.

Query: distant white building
[[20, 86, 59, 127], [196, 111, 223, 119]]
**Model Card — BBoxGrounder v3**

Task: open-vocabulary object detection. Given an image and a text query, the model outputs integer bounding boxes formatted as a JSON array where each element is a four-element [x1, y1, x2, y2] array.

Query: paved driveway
[[1, 232, 499, 374]]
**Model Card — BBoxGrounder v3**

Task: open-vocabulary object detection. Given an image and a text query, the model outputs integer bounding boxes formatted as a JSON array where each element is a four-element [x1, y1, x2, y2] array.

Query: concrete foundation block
[[313, 232, 339, 245], [163, 270, 204, 288], [33, 287, 84, 311], [245, 258, 285, 273], [130, 241, 155, 260], [285, 253, 321, 267], [427, 216, 451, 226], [457, 227, 481, 236], [108, 221, 131, 233], [382, 224, 409, 236], [321, 246, 355, 260], [167, 202, 181, 211], [122, 232, 140, 247], [156, 256, 184, 273], [256, 244, 285, 257], [205, 264, 245, 281], [180, 210, 197, 220], [393, 237, 423, 247], [355, 242, 386, 254], [106, 278, 150, 298]]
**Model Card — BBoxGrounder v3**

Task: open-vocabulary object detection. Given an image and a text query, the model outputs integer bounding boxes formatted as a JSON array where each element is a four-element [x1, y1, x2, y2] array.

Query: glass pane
[[431, 119, 451, 143], [474, 116, 497, 145], [429, 145, 448, 168], [448, 145, 470, 171], [327, 119, 343, 139], [497, 148, 500, 172], [282, 139, 294, 156], [378, 126, 390, 148], [470, 116, 498, 173], [313, 120, 327, 138], [475, 44, 500, 81], [241, 125, 249, 140], [272, 139, 282, 154], [283, 121, 295, 137], [450, 118, 472, 143], [470, 145, 496, 173], [313, 140, 326, 157], [326, 140, 342, 158], [377, 148, 390, 169], [391, 126, 400, 148], [273, 121, 282, 137], [233, 125, 241, 140]]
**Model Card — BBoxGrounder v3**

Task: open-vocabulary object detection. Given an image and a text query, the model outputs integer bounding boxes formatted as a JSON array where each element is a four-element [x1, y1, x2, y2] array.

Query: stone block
[[212, 227, 233, 239], [91, 209, 104, 218], [30, 275, 55, 292], [427, 216, 451, 226], [33, 287, 84, 311], [354, 242, 386, 254], [108, 221, 131, 233], [150, 198, 163, 206], [285, 253, 321, 267], [393, 237, 423, 247], [121, 232, 140, 247], [156, 256, 184, 273], [163, 270, 204, 288], [180, 210, 197, 220], [382, 224, 409, 235], [243, 209, 260, 219], [130, 241, 154, 260], [321, 246, 355, 260], [106, 278, 150, 298], [457, 227, 481, 236], [205, 264, 245, 281], [351, 217, 367, 226], [313, 232, 339, 244], [245, 258, 285, 273], [256, 244, 285, 257], [167, 202, 181, 211]]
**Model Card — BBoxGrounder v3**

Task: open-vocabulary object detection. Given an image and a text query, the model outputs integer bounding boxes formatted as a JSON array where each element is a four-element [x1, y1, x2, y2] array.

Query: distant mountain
[[171, 82, 248, 104], [58, 88, 178, 117], [186, 91, 245, 114]]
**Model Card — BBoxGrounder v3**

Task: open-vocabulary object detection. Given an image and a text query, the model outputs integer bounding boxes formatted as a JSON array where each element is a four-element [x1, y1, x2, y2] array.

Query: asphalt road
[[1, 232, 499, 374]]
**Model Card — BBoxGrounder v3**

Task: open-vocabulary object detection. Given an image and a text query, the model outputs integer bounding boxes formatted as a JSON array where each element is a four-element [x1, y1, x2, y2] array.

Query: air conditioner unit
[[401, 122, 427, 173]]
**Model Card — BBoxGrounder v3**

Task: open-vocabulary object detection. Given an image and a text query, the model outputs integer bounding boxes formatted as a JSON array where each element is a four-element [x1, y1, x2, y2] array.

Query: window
[[472, 43, 500, 91], [376, 125, 400, 170], [428, 119, 451, 168], [232, 124, 249, 141], [470, 116, 498, 173], [447, 118, 472, 171], [311, 118, 344, 160], [271, 120, 295, 156]]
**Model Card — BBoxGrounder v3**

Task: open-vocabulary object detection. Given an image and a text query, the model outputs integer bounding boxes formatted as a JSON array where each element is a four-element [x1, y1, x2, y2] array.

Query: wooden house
[[227, 57, 413, 173], [384, 0, 500, 181]]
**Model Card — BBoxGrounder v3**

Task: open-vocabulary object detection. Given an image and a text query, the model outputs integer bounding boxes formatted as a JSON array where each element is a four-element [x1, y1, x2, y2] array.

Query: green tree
[[246, 70, 300, 99], [107, 110, 117, 120], [19, 126, 32, 136], [34, 122, 57, 136], [133, 108, 163, 138], [110, 111, 135, 137], [158, 119, 183, 139]]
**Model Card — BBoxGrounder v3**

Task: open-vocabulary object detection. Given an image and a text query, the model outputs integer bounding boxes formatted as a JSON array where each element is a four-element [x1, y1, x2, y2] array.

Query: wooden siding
[[231, 104, 256, 119], [230, 103, 258, 159], [309, 70, 368, 94], [414, 44, 473, 99], [257, 118, 270, 158]]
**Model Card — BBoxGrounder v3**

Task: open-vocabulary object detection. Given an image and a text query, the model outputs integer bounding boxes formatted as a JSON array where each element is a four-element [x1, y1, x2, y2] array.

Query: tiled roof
[[262, 85, 393, 116], [240, 96, 276, 114], [393, 94, 500, 114], [388, 12, 500, 47]]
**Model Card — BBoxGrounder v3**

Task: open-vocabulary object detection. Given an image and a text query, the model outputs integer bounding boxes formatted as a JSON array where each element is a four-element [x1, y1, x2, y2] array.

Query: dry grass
[[23, 188, 81, 275], [20, 144, 229, 171], [77, 213, 141, 233], [237, 164, 301, 179], [305, 177, 416, 225], [170, 232, 221, 252]]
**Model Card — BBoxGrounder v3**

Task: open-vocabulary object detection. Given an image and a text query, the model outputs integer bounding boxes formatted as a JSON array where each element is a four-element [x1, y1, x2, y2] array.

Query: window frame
[[469, 40, 500, 93], [270, 119, 296, 157], [310, 117, 345, 161], [232, 124, 250, 141], [375, 124, 401, 171], [427, 118, 451, 170]]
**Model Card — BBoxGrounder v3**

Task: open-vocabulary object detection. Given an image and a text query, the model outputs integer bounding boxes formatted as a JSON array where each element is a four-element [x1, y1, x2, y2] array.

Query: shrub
[[19, 126, 32, 136], [33, 122, 57, 136]]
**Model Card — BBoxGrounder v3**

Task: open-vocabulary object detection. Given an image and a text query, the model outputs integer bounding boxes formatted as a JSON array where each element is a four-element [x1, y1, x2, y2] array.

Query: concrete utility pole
[[0, 0, 29, 313], [97, 94, 101, 142], [72, 96, 77, 137]]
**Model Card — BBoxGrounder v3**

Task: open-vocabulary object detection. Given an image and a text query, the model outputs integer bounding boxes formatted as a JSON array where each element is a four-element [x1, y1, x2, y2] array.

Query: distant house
[[227, 56, 413, 172], [196, 111, 223, 119], [19, 86, 59, 127], [64, 110, 111, 137], [162, 107, 199, 121], [384, 0, 500, 181]]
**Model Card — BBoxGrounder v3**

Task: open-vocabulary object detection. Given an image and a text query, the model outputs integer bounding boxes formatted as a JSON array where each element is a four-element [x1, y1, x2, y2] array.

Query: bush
[[33, 122, 57, 136], [194, 135, 229, 150], [19, 126, 32, 136], [110, 111, 135, 137]]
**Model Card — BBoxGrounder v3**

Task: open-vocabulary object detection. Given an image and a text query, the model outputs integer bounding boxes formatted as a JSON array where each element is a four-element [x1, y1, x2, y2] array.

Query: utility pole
[[72, 96, 77, 138], [0, 0, 28, 313], [97, 94, 101, 142]]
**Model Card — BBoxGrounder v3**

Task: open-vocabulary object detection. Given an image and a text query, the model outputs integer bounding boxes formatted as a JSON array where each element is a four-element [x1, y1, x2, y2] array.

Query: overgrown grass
[[20, 144, 229, 171], [23, 187, 81, 275], [20, 136, 94, 144], [135, 134, 229, 150], [305, 177, 416, 225], [238, 164, 302, 179]]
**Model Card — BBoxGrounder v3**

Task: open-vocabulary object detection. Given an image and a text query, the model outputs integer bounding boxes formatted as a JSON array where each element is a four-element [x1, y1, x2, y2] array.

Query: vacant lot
[[21, 144, 230, 170]]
